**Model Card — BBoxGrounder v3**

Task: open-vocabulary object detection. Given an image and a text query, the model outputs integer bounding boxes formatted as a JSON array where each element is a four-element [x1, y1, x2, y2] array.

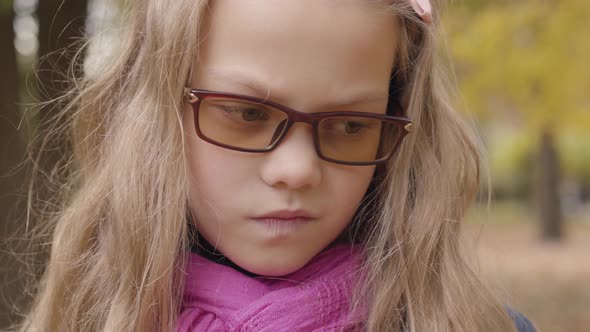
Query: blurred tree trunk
[[0, 2, 27, 328], [37, 0, 88, 101], [36, 0, 88, 168], [536, 130, 563, 241], [0, 2, 90, 328]]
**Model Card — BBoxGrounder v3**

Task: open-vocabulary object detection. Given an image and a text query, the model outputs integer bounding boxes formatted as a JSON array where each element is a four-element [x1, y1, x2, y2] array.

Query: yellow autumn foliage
[[444, 0, 590, 184]]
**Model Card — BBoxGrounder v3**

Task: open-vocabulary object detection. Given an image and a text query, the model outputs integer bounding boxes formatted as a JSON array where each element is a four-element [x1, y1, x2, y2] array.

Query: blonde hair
[[18, 0, 518, 331]]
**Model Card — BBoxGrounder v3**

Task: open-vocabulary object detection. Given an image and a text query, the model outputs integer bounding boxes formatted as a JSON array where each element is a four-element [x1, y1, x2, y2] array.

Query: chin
[[234, 255, 310, 277]]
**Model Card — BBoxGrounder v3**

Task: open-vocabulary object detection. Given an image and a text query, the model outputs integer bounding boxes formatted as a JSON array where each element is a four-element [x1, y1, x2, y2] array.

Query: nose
[[260, 123, 322, 190]]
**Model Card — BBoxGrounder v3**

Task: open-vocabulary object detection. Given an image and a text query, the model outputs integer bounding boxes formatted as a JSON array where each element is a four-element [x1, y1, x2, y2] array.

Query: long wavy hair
[[18, 0, 518, 331]]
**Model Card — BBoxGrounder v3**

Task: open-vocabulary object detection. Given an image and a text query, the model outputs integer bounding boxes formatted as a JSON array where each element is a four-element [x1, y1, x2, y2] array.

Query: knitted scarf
[[177, 243, 367, 332]]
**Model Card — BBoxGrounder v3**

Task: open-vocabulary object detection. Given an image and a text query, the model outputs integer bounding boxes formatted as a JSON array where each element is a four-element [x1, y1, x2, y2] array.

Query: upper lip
[[252, 209, 316, 220]]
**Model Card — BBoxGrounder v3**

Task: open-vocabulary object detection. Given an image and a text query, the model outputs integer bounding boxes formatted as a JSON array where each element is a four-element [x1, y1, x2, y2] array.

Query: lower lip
[[253, 218, 313, 237]]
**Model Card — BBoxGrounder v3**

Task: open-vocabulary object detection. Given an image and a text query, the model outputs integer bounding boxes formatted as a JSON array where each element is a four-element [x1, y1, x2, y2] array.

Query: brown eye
[[323, 119, 372, 136], [343, 121, 365, 135], [240, 108, 269, 121], [210, 102, 271, 124]]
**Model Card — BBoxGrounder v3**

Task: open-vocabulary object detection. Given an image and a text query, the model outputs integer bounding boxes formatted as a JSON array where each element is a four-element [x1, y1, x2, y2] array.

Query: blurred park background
[[0, 0, 588, 330]]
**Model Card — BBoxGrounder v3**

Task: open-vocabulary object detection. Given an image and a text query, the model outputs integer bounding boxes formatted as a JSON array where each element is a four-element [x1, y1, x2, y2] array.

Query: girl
[[19, 0, 536, 331]]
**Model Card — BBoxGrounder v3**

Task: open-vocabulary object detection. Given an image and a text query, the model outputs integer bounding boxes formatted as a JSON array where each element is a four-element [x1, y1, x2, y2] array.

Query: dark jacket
[[507, 307, 537, 332]]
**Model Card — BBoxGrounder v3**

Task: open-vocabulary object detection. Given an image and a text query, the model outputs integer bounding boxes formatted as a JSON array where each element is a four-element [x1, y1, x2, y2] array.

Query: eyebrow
[[201, 68, 389, 108]]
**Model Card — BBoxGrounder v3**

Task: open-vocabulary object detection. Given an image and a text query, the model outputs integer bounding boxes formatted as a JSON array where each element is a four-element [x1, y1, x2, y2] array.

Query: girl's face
[[183, 0, 398, 276]]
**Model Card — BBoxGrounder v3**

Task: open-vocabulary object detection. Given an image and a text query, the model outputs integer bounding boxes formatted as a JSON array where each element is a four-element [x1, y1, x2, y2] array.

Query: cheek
[[335, 166, 375, 193], [183, 107, 255, 216], [327, 166, 376, 215], [184, 108, 224, 214], [185, 135, 236, 212]]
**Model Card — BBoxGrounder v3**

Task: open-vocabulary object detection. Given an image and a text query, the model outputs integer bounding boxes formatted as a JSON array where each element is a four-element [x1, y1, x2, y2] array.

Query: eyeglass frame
[[183, 87, 413, 166]]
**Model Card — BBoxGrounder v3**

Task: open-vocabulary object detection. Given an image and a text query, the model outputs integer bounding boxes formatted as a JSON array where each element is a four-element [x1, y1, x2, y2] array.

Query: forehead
[[193, 0, 399, 106]]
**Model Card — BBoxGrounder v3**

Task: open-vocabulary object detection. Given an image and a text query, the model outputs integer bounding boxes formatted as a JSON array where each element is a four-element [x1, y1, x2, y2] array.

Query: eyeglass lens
[[197, 96, 403, 163]]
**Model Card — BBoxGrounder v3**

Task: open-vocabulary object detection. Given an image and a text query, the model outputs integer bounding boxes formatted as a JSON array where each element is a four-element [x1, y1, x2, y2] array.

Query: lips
[[252, 209, 316, 221], [251, 209, 315, 237]]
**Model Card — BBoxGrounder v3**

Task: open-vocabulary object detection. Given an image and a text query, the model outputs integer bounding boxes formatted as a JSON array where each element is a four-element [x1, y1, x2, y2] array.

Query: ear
[[409, 0, 433, 24]]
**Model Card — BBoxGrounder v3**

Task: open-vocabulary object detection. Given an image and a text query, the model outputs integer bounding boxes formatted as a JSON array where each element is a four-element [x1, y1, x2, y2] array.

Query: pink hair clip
[[409, 0, 433, 24]]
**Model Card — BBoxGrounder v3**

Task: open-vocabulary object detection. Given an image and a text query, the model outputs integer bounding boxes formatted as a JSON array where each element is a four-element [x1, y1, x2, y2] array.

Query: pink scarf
[[177, 243, 367, 332]]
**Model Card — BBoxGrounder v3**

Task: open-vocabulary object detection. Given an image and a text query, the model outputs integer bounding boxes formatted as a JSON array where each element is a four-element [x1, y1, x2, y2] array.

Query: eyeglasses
[[184, 88, 412, 166]]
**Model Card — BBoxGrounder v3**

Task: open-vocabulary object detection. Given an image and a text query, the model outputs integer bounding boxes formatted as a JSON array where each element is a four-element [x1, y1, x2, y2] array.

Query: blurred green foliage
[[0, 1, 12, 14], [445, 0, 590, 191]]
